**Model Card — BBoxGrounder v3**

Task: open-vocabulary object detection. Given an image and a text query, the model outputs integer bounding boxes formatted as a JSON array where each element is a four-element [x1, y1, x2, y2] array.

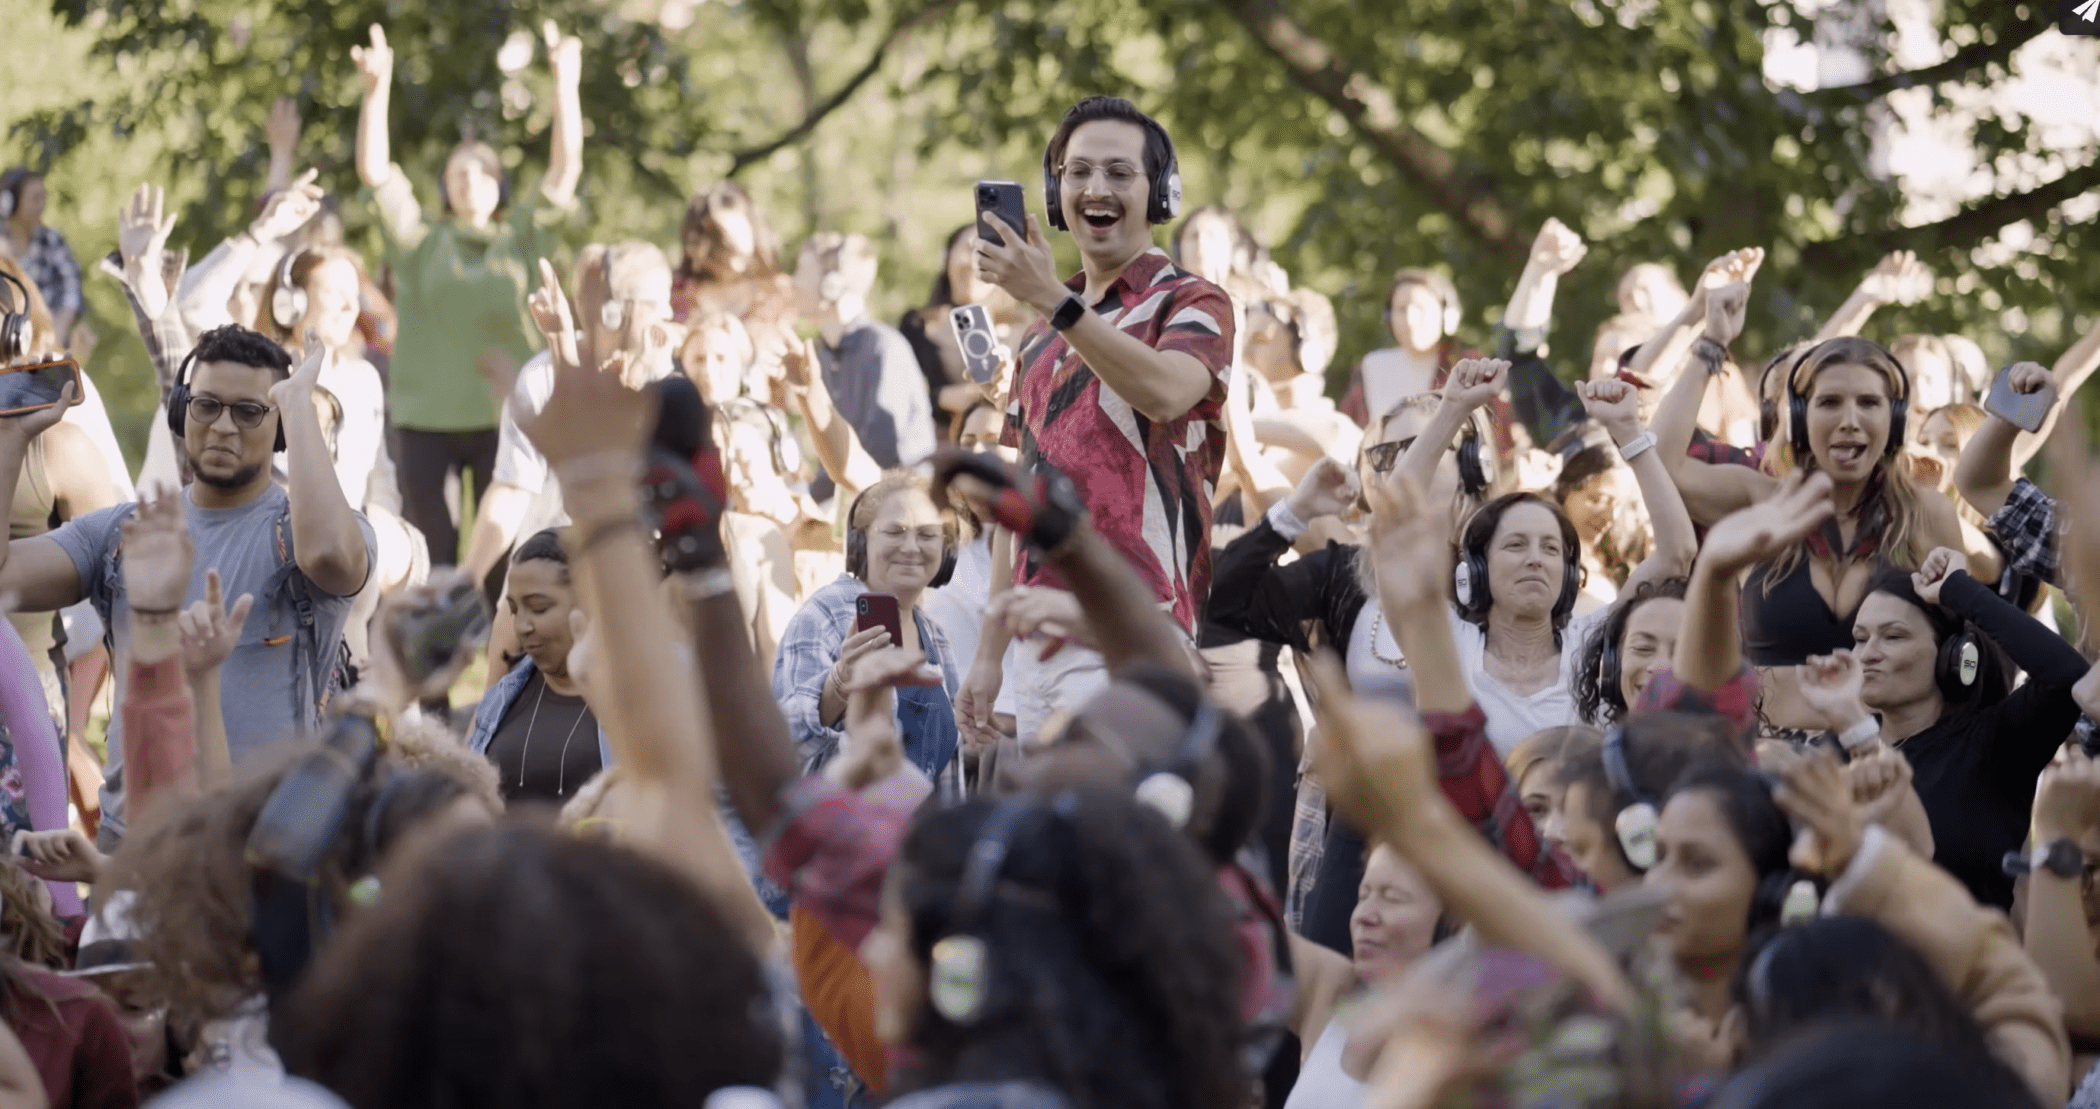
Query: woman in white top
[[252, 245, 394, 512], [1396, 362, 1696, 754]]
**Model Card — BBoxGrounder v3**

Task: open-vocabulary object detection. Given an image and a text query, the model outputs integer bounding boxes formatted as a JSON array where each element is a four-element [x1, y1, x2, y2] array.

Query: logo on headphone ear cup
[[1779, 878, 1819, 925], [1160, 170, 1183, 222], [1136, 771, 1194, 828], [1956, 637, 1979, 687], [1615, 802, 1659, 871], [1453, 560, 1472, 607], [928, 935, 991, 1024]]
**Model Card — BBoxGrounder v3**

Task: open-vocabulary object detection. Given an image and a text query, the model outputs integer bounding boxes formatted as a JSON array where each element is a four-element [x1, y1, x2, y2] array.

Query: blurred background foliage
[[3, 0, 2093, 468]]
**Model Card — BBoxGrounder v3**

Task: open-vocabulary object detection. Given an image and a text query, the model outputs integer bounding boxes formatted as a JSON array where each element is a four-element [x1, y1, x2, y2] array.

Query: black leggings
[[393, 427, 499, 569]]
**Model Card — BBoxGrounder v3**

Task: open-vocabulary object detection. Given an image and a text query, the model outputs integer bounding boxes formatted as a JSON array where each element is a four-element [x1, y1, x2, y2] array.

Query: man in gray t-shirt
[[793, 232, 936, 500], [0, 326, 373, 845]]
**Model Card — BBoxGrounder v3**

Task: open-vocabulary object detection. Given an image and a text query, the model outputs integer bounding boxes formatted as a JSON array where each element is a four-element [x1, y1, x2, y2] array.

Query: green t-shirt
[[370, 171, 567, 431]]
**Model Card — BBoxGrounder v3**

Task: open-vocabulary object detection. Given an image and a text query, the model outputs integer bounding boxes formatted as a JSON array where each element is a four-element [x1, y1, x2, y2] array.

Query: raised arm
[[275, 336, 371, 596], [351, 25, 394, 192], [1811, 250, 1929, 343], [264, 98, 301, 195], [1499, 222, 1590, 447], [2020, 324, 2100, 467], [783, 339, 883, 497], [176, 570, 248, 788], [2024, 750, 2100, 1044], [1674, 473, 1836, 691], [0, 390, 88, 613], [1395, 357, 1505, 511], [1954, 362, 2052, 520], [1502, 218, 1587, 336], [539, 23, 583, 208], [1577, 378, 1696, 594], [1208, 459, 1358, 650], [1654, 282, 1749, 467], [114, 492, 202, 828], [174, 174, 322, 333], [1625, 248, 1761, 387], [978, 214, 1222, 423]]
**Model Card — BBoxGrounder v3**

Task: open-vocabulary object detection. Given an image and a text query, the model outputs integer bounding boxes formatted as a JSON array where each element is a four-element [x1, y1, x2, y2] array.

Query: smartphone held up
[[975, 180, 1027, 248], [0, 357, 80, 417]]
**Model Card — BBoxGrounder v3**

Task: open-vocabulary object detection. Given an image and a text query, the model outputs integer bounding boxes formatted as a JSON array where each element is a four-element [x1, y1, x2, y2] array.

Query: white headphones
[[270, 248, 310, 331]]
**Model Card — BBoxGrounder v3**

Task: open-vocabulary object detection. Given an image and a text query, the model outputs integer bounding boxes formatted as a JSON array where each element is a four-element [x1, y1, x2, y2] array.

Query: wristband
[[1616, 431, 1657, 463], [1049, 294, 1087, 332], [1265, 499, 1311, 541], [1835, 716, 1880, 752], [1692, 336, 1729, 373]]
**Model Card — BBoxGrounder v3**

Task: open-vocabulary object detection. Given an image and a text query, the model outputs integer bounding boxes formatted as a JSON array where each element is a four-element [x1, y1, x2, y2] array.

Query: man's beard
[[188, 453, 263, 491]]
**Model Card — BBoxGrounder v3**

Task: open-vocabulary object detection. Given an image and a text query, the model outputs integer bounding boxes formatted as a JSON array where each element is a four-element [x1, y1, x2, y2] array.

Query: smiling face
[[1557, 780, 1641, 894], [1647, 790, 1757, 964], [1852, 591, 1943, 711], [1388, 282, 1445, 352], [1483, 502, 1568, 620], [443, 147, 503, 225], [1803, 362, 1894, 481], [1618, 596, 1684, 711], [1349, 845, 1441, 982], [1913, 408, 1968, 492], [1561, 467, 1633, 547], [506, 558, 578, 678], [183, 361, 281, 491], [1057, 120, 1155, 268], [302, 258, 363, 353], [863, 488, 947, 598]]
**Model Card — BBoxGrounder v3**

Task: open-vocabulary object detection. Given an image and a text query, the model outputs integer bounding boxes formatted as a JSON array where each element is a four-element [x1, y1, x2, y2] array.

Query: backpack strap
[[267, 507, 351, 727], [89, 503, 142, 654]]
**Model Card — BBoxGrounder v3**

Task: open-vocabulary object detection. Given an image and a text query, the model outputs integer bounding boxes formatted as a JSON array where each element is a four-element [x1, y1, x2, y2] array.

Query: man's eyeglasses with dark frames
[[187, 396, 275, 431]]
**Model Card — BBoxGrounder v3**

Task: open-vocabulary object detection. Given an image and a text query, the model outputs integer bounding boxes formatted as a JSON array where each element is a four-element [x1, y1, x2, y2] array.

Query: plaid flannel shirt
[[18, 225, 82, 317], [1633, 663, 1762, 747], [1285, 770, 1328, 930], [1426, 703, 1582, 890], [98, 249, 192, 398], [1988, 477, 2060, 588]]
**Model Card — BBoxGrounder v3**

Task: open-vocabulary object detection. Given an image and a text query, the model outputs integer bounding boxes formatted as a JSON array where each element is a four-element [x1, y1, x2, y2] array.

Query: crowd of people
[[0, 23, 2096, 1109]]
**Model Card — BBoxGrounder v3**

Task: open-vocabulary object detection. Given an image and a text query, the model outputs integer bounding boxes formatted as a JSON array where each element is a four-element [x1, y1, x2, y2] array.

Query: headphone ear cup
[[1042, 168, 1067, 233], [1937, 631, 1982, 699], [165, 384, 188, 439], [1886, 397, 1908, 459], [845, 526, 866, 581], [818, 271, 846, 304], [931, 540, 957, 589], [928, 935, 991, 1025], [1789, 391, 1811, 460], [1614, 801, 1659, 871], [271, 285, 307, 332]]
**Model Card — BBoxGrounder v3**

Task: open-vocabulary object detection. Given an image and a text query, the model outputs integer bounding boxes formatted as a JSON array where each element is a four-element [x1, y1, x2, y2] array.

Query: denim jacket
[[465, 656, 615, 769]]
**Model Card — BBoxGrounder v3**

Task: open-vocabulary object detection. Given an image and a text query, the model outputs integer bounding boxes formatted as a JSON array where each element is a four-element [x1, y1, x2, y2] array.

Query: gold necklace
[[1366, 609, 1405, 667]]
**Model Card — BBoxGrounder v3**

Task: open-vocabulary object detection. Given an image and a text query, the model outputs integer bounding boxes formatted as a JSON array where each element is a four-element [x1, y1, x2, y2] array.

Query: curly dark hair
[[187, 323, 294, 380], [0, 856, 68, 969], [1573, 577, 1689, 725], [893, 791, 1247, 1109], [276, 822, 783, 1109], [106, 742, 495, 1028]]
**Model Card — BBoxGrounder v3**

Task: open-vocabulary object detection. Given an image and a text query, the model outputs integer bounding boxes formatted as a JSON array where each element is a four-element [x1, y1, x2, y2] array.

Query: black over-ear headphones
[[270, 247, 310, 332], [1601, 725, 1659, 872], [1785, 340, 1909, 462], [167, 345, 289, 454], [1454, 495, 1580, 626], [0, 270, 30, 362], [845, 485, 958, 589], [1935, 623, 1984, 702], [1133, 700, 1224, 830], [1455, 407, 1494, 499], [1042, 113, 1182, 231], [927, 799, 1034, 1025]]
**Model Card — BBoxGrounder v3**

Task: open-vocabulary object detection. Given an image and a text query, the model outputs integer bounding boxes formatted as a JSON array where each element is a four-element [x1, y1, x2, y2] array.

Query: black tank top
[[1740, 556, 1861, 667]]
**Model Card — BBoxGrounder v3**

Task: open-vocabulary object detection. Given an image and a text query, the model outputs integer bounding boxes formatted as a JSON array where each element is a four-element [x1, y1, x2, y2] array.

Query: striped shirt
[[1000, 248, 1234, 633]]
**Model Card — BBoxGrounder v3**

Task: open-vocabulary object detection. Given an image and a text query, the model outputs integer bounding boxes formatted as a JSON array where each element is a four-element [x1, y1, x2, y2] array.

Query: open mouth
[[1829, 443, 1868, 466], [1080, 205, 1121, 230]]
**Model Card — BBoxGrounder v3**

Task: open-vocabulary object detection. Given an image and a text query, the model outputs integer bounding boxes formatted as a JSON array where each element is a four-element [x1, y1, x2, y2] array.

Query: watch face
[[2045, 839, 2086, 878]]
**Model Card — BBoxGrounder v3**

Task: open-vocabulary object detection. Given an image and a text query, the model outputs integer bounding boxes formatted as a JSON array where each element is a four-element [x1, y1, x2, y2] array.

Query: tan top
[[7, 439, 58, 664]]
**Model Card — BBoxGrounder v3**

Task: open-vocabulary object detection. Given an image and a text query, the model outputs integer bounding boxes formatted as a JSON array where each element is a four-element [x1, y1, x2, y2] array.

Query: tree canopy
[[6, 0, 2093, 461]]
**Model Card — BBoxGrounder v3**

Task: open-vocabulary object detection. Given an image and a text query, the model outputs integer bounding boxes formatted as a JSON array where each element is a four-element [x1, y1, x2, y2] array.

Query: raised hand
[[1528, 217, 1588, 277], [271, 329, 328, 409], [250, 168, 323, 241], [1364, 469, 1453, 617], [543, 21, 582, 90], [829, 647, 942, 789], [1796, 649, 1871, 733], [116, 183, 177, 269], [973, 214, 1068, 317], [779, 338, 816, 392], [265, 97, 301, 158], [524, 345, 655, 472], [1910, 546, 1968, 605], [2046, 394, 2100, 620], [351, 24, 393, 95], [2034, 746, 2100, 843], [1846, 743, 1913, 825], [14, 828, 104, 884], [178, 570, 255, 680], [1697, 247, 1765, 294], [1305, 652, 1439, 836], [1575, 378, 1641, 439], [1703, 281, 1749, 347], [1439, 357, 1509, 413], [118, 489, 193, 615], [1698, 471, 1836, 577], [1859, 250, 1931, 307], [526, 258, 582, 371], [931, 448, 1086, 557], [1772, 748, 1866, 876], [1284, 456, 1359, 524], [986, 584, 1091, 650]]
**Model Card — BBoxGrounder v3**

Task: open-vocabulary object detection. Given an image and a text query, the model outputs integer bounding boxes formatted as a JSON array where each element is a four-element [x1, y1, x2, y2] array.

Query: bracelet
[[554, 452, 643, 489], [1692, 336, 1729, 373], [1617, 431, 1657, 463], [1835, 716, 1881, 751], [570, 515, 646, 556]]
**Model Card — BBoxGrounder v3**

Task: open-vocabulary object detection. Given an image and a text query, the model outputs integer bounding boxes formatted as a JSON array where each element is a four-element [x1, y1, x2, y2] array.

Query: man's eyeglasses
[[1363, 436, 1419, 474], [187, 396, 274, 431], [1059, 161, 1142, 190]]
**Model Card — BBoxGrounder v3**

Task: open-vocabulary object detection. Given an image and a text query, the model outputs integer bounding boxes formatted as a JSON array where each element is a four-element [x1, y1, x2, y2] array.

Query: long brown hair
[[677, 183, 781, 284], [1761, 337, 1928, 589], [250, 244, 364, 347]]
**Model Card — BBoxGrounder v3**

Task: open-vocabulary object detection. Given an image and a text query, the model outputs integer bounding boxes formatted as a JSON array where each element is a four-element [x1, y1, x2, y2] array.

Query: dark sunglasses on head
[[187, 396, 274, 431]]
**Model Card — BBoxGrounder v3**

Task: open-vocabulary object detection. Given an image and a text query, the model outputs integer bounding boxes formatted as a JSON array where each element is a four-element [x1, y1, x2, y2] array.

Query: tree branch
[[1803, 156, 2100, 267], [726, 0, 958, 176], [1804, 21, 2046, 107], [1206, 0, 1526, 261]]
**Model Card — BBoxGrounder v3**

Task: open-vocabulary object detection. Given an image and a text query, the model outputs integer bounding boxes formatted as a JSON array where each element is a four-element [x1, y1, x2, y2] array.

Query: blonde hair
[[1761, 337, 1928, 588]]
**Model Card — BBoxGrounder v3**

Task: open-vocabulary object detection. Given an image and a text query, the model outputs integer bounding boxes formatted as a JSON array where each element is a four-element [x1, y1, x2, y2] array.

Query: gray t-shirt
[[818, 315, 937, 476], [52, 484, 375, 839]]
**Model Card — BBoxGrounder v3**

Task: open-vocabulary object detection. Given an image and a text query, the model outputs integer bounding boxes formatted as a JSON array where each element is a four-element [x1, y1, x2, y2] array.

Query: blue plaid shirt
[[771, 574, 964, 801], [18, 224, 81, 318]]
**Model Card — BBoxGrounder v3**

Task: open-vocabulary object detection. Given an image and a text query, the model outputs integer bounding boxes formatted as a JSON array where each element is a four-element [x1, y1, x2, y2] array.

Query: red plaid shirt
[[1426, 704, 1581, 890], [1000, 249, 1234, 633]]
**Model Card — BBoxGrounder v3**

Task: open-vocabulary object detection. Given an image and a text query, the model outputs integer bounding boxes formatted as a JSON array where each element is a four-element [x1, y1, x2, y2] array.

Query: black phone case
[[976, 182, 1027, 248]]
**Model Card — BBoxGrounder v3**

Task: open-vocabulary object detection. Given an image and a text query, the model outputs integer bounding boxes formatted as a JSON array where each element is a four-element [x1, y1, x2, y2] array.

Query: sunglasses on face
[[187, 396, 274, 431], [1363, 436, 1419, 474]]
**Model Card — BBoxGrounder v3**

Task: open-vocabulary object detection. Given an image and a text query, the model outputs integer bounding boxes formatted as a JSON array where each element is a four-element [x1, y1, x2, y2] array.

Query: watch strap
[[1050, 294, 1087, 332]]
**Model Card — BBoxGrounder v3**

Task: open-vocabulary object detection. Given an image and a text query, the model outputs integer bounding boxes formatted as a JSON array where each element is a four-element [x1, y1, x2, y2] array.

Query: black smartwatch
[[2003, 838, 2085, 880], [1049, 293, 1088, 332]]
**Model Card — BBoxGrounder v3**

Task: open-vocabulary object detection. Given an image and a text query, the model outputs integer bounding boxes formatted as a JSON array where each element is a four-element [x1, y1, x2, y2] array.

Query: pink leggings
[[0, 619, 81, 916]]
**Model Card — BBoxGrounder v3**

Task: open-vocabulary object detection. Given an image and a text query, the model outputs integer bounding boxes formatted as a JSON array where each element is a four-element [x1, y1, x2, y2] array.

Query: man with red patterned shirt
[[960, 96, 1235, 743]]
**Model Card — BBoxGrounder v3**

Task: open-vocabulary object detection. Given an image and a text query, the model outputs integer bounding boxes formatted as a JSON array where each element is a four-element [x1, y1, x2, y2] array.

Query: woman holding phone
[[771, 471, 964, 797]]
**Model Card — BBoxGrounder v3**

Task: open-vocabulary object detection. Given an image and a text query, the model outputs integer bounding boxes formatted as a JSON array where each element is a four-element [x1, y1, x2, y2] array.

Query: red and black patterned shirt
[[1000, 248, 1235, 634]]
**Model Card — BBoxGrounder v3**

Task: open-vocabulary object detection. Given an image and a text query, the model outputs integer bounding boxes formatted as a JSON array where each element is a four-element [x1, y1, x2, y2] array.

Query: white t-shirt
[[1448, 606, 1605, 757], [491, 353, 569, 541], [318, 355, 387, 509]]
